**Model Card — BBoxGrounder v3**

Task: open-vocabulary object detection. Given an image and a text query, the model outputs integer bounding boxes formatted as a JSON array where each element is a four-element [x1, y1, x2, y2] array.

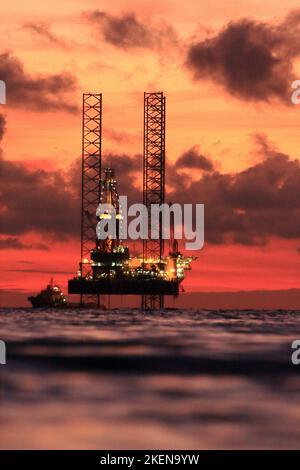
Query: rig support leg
[[141, 295, 164, 311]]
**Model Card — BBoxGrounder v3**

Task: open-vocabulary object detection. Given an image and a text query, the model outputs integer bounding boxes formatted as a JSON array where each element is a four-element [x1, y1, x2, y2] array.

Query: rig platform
[[68, 92, 195, 309]]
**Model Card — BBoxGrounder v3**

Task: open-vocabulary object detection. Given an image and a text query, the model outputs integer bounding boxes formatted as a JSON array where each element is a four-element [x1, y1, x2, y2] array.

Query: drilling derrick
[[91, 168, 129, 284], [142, 92, 166, 310], [96, 168, 122, 254]]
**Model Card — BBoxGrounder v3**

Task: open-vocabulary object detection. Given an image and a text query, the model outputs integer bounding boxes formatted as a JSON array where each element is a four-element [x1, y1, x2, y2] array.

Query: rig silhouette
[[68, 92, 194, 309]]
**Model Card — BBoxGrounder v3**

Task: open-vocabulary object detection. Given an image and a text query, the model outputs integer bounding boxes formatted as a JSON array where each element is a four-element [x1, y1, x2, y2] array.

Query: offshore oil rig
[[68, 92, 194, 309]]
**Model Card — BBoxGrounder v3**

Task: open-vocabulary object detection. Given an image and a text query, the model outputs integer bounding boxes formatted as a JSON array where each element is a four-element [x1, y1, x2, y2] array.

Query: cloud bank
[[0, 52, 78, 113], [186, 10, 300, 104], [84, 10, 178, 51], [1, 137, 299, 248]]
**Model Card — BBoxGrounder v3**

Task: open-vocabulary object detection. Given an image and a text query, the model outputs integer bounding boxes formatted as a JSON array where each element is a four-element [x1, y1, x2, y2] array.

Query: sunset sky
[[1, 0, 300, 305]]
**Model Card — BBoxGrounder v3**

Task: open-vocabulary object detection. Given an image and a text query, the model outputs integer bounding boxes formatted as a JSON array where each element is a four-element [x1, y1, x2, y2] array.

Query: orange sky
[[1, 0, 300, 303]]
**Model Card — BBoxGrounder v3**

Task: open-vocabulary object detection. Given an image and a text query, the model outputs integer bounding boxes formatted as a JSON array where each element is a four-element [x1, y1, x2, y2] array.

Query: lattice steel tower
[[142, 92, 166, 310], [80, 94, 102, 281]]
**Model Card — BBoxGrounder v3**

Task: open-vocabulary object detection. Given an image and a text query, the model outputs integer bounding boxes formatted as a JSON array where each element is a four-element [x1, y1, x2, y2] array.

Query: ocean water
[[0, 308, 300, 449]]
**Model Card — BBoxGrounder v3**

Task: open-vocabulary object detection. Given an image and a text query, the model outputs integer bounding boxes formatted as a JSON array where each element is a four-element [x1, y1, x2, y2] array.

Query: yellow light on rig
[[99, 213, 112, 219]]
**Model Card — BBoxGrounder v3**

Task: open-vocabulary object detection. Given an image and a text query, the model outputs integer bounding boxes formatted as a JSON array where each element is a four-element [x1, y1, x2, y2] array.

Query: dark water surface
[[0, 308, 300, 449]]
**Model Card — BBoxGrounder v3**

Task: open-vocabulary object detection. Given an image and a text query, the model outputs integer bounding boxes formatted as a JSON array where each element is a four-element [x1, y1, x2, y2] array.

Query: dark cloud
[[109, 152, 142, 205], [1, 122, 299, 247], [0, 156, 80, 239], [67, 152, 142, 204], [170, 135, 300, 244], [0, 151, 142, 241], [105, 152, 142, 174], [23, 22, 69, 49], [7, 268, 73, 274], [175, 147, 214, 172], [83, 10, 178, 50], [0, 52, 78, 113], [0, 237, 48, 250], [61, 141, 300, 246], [186, 10, 300, 104], [105, 128, 139, 144], [0, 113, 6, 141]]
